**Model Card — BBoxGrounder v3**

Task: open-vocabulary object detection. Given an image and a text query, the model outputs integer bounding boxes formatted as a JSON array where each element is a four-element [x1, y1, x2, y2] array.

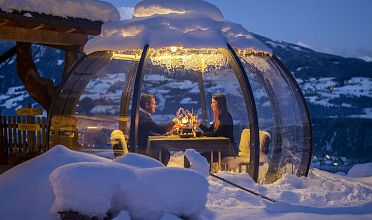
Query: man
[[137, 94, 176, 164]]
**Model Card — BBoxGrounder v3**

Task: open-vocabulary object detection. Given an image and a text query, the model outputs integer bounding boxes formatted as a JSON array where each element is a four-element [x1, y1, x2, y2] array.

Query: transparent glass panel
[[241, 61, 274, 183], [141, 66, 201, 125], [49, 51, 140, 158], [241, 54, 309, 183], [138, 48, 243, 162], [203, 67, 249, 146]]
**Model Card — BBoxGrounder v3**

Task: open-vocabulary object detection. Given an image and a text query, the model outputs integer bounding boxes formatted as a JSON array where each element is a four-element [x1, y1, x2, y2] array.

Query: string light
[[111, 47, 271, 73], [236, 49, 272, 72], [149, 47, 228, 72], [111, 50, 142, 61], [242, 55, 271, 72]]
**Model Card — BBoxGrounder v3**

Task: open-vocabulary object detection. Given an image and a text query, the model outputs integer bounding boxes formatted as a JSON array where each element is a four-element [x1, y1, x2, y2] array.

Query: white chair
[[222, 129, 270, 173], [110, 130, 128, 158]]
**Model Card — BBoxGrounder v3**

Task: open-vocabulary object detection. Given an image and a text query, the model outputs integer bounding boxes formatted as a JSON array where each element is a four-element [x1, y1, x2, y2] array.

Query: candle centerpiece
[[173, 108, 201, 138]]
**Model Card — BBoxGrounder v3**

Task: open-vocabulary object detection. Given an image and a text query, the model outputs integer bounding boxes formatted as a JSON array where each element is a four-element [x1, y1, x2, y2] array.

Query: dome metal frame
[[48, 44, 312, 183]]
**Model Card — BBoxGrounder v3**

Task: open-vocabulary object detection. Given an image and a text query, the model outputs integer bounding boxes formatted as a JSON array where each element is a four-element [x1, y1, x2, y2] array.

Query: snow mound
[[1, 147, 372, 219], [50, 163, 209, 219], [204, 168, 372, 218], [207, 172, 264, 207], [50, 162, 137, 218], [184, 149, 210, 177], [0, 145, 109, 220], [134, 0, 224, 21], [113, 210, 131, 220], [271, 169, 372, 207], [160, 213, 182, 220], [84, 0, 270, 54], [114, 152, 164, 168], [0, 0, 120, 22], [348, 163, 372, 177]]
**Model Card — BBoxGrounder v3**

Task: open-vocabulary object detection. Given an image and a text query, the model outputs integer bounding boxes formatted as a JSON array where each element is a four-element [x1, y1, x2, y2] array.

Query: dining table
[[146, 135, 235, 170]]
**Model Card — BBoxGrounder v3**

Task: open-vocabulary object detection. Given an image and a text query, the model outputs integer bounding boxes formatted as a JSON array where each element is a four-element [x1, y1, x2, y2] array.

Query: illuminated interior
[[49, 44, 312, 184]]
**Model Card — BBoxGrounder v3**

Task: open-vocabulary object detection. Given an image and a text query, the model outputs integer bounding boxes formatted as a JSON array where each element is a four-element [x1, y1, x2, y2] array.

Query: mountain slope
[[0, 36, 371, 170], [255, 34, 372, 119]]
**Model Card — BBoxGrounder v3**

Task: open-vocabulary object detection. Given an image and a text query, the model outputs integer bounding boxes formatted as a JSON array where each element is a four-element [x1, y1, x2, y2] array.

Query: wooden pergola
[[0, 9, 103, 110]]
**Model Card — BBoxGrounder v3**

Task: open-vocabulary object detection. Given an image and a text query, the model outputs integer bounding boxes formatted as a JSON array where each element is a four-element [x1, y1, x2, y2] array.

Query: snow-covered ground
[[0, 146, 371, 220]]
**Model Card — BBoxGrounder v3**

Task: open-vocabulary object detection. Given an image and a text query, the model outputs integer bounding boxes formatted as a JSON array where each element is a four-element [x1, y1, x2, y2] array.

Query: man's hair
[[140, 94, 155, 109]]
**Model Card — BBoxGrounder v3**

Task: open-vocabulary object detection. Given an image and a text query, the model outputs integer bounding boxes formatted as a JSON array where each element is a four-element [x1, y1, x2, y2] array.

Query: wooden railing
[[0, 112, 48, 165]]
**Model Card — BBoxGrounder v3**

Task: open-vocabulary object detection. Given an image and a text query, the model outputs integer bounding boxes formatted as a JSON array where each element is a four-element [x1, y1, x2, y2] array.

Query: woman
[[198, 93, 237, 157]]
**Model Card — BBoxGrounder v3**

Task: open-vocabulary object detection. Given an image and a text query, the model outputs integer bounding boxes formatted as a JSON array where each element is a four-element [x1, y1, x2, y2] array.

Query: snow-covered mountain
[[255, 34, 372, 119], [0, 36, 371, 171]]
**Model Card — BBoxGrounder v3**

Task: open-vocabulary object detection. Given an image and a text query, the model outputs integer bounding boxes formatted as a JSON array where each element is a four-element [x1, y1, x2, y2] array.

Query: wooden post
[[0, 114, 7, 164], [22, 116, 27, 153], [17, 116, 21, 152], [7, 116, 12, 153], [37, 117, 42, 150], [210, 151, 214, 172], [0, 114, 4, 151], [41, 117, 47, 152], [2, 116, 8, 153], [12, 116, 17, 153], [27, 103, 36, 152]]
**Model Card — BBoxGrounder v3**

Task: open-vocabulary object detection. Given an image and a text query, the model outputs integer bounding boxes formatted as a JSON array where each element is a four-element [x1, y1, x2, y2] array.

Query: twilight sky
[[105, 0, 372, 60]]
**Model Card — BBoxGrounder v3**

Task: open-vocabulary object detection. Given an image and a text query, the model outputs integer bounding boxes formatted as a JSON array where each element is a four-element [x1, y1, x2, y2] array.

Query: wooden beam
[[16, 42, 56, 111], [0, 18, 9, 25], [0, 45, 16, 64], [62, 50, 78, 82], [31, 23, 44, 30], [0, 25, 88, 46], [0, 9, 102, 36]]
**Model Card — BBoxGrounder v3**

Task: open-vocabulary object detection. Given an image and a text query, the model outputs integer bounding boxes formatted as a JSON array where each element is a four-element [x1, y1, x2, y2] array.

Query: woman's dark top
[[199, 111, 236, 155]]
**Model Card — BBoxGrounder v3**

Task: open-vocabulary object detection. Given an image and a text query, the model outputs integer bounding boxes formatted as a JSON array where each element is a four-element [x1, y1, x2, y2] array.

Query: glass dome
[[48, 43, 312, 183]]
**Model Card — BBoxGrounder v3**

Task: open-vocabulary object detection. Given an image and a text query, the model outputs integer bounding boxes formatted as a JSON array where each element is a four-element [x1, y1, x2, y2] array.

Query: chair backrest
[[239, 129, 251, 157], [238, 129, 271, 158], [259, 130, 271, 155], [110, 130, 128, 156]]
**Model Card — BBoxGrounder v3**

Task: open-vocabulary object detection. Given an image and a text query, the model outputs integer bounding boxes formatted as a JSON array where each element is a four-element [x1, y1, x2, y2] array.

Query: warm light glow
[[236, 48, 272, 58], [149, 47, 228, 72], [241, 55, 271, 72], [236, 49, 272, 72], [111, 53, 140, 61], [87, 126, 98, 129], [181, 116, 188, 124], [111, 50, 142, 61], [111, 47, 272, 73], [170, 46, 178, 52]]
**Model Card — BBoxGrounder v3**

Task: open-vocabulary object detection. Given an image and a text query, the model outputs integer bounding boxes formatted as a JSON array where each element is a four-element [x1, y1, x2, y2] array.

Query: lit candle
[[181, 116, 188, 124]]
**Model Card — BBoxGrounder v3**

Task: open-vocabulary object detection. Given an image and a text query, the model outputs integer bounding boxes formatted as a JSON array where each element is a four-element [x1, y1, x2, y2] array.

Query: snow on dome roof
[[0, 0, 120, 22], [84, 0, 271, 55], [133, 0, 224, 21]]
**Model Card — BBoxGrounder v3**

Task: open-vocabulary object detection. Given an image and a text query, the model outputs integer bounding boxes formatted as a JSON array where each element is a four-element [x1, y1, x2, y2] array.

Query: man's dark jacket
[[137, 109, 174, 150]]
